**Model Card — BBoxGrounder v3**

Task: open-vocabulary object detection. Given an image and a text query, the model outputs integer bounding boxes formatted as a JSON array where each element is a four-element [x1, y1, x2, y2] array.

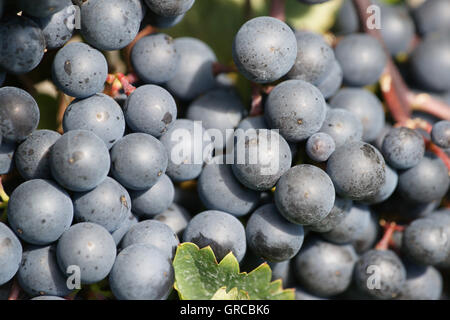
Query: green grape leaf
[[211, 287, 250, 300], [173, 242, 295, 300]]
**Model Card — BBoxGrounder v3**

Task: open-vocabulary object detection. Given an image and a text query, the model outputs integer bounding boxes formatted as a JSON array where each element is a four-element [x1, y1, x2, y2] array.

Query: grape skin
[[123, 85, 177, 138], [15, 130, 61, 180], [121, 220, 179, 260], [52, 42, 108, 99], [381, 127, 425, 169], [130, 174, 175, 219], [56, 223, 117, 285], [154, 204, 192, 237], [246, 203, 304, 262], [63, 93, 125, 149], [265, 80, 327, 143], [275, 164, 335, 226], [233, 17, 297, 83], [183, 210, 247, 262], [431, 120, 450, 149], [0, 87, 40, 142], [0, 223, 22, 286], [109, 244, 174, 300], [8, 179, 73, 245], [0, 16, 46, 74], [50, 130, 111, 192], [131, 34, 179, 84]]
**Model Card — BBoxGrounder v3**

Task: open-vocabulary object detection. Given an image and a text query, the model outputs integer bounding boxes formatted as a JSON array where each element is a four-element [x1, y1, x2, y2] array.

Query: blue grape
[[183, 210, 246, 262], [186, 88, 244, 149], [80, 0, 142, 51], [380, 5, 415, 56], [319, 108, 363, 148], [50, 130, 110, 192], [237, 115, 268, 131], [144, 0, 194, 17], [165, 37, 217, 100], [334, 0, 358, 35], [0, 16, 45, 74], [308, 196, 353, 233], [397, 153, 449, 203], [17, 245, 72, 297], [73, 177, 131, 233], [352, 212, 380, 254], [431, 120, 450, 148], [232, 129, 292, 191], [159, 119, 213, 182], [330, 88, 385, 142], [0, 223, 22, 286], [364, 164, 398, 204], [317, 59, 343, 99], [111, 211, 139, 246], [109, 244, 174, 300], [265, 80, 327, 142], [36, 5, 76, 49], [0, 141, 15, 175], [233, 16, 297, 83], [8, 179, 73, 245], [294, 237, 357, 297], [15, 130, 61, 180], [413, 0, 450, 36], [130, 174, 174, 219], [382, 127, 425, 169], [246, 204, 304, 262], [402, 218, 449, 266], [154, 204, 191, 237], [198, 156, 259, 217], [19, 0, 72, 18], [306, 132, 335, 162], [270, 260, 295, 287], [0, 86, 40, 142], [121, 220, 179, 259], [52, 42, 108, 98], [322, 204, 371, 244], [63, 93, 125, 149], [398, 264, 442, 300], [335, 33, 387, 86], [110, 133, 168, 190], [275, 164, 335, 225], [57, 223, 116, 284], [123, 85, 177, 138], [287, 30, 335, 85], [353, 249, 406, 300], [327, 141, 386, 201], [410, 32, 450, 92], [131, 34, 179, 84]]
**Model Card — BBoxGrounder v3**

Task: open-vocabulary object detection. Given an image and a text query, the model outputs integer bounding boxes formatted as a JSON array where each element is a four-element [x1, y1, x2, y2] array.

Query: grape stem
[[270, 0, 286, 21], [212, 62, 237, 76], [8, 278, 21, 301], [106, 73, 137, 97], [352, 0, 450, 122], [375, 221, 398, 250]]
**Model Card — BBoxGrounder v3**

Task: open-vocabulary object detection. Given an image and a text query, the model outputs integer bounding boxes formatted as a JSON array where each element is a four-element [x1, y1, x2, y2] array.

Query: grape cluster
[[0, 0, 450, 302]]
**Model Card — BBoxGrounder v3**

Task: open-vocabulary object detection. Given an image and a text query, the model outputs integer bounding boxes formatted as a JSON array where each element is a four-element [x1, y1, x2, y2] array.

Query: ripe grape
[[8, 179, 73, 245], [431, 120, 450, 148], [398, 264, 443, 300], [0, 141, 15, 175], [154, 204, 192, 237], [275, 164, 335, 225], [130, 174, 175, 218], [63, 93, 125, 149], [246, 204, 304, 262], [308, 196, 352, 233], [183, 210, 247, 262], [121, 220, 179, 260], [381, 127, 425, 169], [0, 223, 22, 286], [306, 132, 335, 162], [110, 133, 168, 190], [123, 85, 177, 138], [413, 0, 450, 36], [15, 130, 61, 180], [18, 0, 72, 18], [319, 108, 363, 148], [265, 80, 327, 142], [50, 130, 110, 192], [233, 17, 297, 83], [144, 0, 195, 17], [73, 177, 131, 232], [56, 223, 116, 284]]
